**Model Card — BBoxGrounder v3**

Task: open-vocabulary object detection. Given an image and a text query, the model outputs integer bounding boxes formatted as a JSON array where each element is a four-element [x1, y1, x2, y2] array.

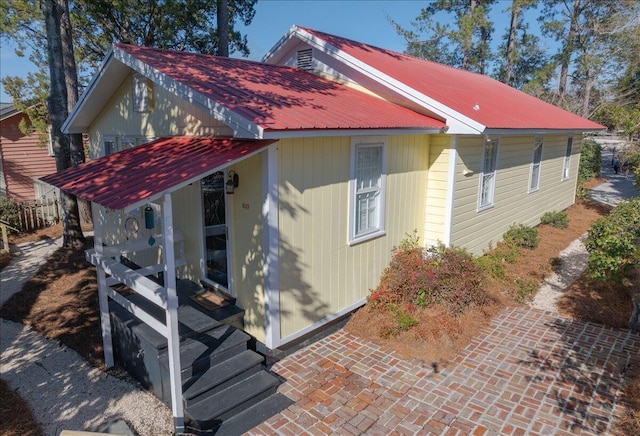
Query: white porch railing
[[87, 194, 186, 433]]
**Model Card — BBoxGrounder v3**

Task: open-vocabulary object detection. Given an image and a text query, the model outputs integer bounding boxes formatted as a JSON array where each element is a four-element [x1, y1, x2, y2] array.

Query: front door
[[202, 171, 229, 289]]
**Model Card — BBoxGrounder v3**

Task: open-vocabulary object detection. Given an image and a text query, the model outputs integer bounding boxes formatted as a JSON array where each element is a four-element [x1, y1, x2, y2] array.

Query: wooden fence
[[15, 198, 61, 232]]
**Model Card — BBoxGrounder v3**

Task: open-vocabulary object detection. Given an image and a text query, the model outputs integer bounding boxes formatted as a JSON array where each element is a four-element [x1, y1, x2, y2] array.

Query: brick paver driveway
[[250, 307, 639, 435]]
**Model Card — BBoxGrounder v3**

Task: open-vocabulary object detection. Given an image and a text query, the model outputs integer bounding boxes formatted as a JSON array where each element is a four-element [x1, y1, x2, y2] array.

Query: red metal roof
[[115, 43, 445, 132], [40, 136, 276, 211], [299, 27, 604, 131]]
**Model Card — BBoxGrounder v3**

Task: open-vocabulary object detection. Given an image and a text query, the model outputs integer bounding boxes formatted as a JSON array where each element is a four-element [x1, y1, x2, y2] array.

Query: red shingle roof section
[[41, 136, 276, 211], [299, 27, 604, 131], [115, 43, 445, 132]]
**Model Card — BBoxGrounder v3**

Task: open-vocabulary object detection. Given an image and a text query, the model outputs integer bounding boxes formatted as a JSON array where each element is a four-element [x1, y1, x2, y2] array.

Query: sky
[[0, 0, 544, 102]]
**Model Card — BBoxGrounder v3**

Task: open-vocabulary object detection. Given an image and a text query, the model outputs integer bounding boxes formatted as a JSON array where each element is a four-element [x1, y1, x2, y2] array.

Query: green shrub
[[541, 211, 569, 229], [586, 197, 640, 281], [578, 139, 602, 182], [504, 224, 539, 249], [0, 198, 20, 230]]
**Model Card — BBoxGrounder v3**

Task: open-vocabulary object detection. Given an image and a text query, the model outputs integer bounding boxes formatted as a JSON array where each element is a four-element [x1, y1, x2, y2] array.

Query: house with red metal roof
[[42, 26, 603, 432]]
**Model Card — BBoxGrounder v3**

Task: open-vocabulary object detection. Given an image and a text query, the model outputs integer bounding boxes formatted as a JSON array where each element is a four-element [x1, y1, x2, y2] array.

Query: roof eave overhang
[[263, 127, 448, 140], [119, 142, 269, 213], [113, 48, 264, 139], [289, 26, 487, 136], [482, 127, 606, 136], [63, 45, 266, 139]]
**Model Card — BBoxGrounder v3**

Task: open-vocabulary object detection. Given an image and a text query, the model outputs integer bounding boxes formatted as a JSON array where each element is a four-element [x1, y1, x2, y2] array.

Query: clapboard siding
[[451, 134, 581, 255], [0, 113, 57, 201], [277, 134, 430, 339]]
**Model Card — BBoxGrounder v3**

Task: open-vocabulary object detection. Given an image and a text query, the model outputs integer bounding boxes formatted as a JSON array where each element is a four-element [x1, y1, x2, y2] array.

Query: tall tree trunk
[[559, 0, 582, 99], [216, 0, 229, 57], [462, 0, 477, 70], [504, 2, 520, 84], [42, 0, 84, 247]]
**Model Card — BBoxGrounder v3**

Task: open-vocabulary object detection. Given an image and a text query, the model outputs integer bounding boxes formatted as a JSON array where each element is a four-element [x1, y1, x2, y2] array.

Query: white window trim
[[478, 138, 499, 211], [349, 136, 387, 245], [529, 136, 544, 192], [103, 136, 117, 156], [132, 73, 152, 113], [562, 137, 573, 181], [121, 136, 136, 150]]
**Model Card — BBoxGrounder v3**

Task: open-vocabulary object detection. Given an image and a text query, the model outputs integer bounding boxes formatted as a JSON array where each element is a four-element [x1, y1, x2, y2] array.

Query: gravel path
[[530, 137, 639, 312], [0, 237, 173, 435]]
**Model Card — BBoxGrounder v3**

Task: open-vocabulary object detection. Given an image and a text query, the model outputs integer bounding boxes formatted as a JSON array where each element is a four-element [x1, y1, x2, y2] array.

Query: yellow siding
[[424, 134, 451, 245], [229, 154, 266, 342], [88, 73, 231, 159], [277, 135, 430, 339], [452, 134, 580, 255]]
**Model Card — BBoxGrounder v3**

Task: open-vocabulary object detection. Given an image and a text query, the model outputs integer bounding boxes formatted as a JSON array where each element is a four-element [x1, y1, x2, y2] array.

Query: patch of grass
[[0, 379, 44, 436], [513, 277, 540, 304], [475, 242, 523, 279]]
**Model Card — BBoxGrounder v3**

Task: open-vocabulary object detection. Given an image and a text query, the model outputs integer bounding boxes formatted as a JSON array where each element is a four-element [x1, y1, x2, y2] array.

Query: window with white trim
[[104, 136, 117, 156], [132, 73, 152, 112], [529, 136, 544, 192], [562, 137, 573, 181], [121, 137, 136, 150], [349, 137, 386, 243], [478, 139, 499, 210]]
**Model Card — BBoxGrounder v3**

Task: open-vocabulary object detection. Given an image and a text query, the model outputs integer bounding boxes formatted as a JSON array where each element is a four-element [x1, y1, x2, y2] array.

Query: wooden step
[[209, 393, 294, 435], [158, 325, 251, 379], [182, 350, 264, 407], [185, 371, 280, 430]]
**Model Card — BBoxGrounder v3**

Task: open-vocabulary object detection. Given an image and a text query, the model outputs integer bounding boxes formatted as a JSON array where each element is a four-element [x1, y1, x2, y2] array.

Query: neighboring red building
[[0, 103, 57, 201]]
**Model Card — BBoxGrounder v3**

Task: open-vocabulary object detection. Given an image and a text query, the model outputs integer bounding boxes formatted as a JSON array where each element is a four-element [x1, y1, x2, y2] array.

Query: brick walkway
[[249, 307, 640, 435]]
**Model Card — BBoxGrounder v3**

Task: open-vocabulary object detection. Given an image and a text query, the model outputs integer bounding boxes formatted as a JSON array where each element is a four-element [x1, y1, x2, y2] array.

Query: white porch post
[[262, 143, 281, 349], [162, 193, 184, 433], [92, 204, 114, 367]]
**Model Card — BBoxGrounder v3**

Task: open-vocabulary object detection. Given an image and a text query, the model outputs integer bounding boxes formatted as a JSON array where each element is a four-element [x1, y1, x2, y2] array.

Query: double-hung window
[[529, 136, 544, 192], [478, 139, 499, 210], [349, 137, 386, 244], [562, 137, 573, 181]]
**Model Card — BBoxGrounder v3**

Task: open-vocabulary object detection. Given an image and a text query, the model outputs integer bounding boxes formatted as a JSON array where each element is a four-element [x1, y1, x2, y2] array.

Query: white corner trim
[[292, 27, 486, 135], [262, 144, 281, 349], [113, 48, 263, 139], [443, 136, 458, 247]]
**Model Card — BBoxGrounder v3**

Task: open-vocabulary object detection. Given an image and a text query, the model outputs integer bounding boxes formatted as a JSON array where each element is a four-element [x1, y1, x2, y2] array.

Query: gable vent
[[296, 48, 313, 70]]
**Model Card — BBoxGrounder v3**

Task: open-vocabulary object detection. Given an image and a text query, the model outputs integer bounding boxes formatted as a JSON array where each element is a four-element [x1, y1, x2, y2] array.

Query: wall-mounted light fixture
[[226, 170, 239, 194]]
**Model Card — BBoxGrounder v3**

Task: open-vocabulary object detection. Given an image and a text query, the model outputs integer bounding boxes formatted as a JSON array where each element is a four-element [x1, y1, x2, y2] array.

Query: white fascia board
[[113, 48, 263, 139], [293, 27, 486, 135], [263, 127, 446, 140], [483, 128, 604, 136], [261, 25, 298, 64], [63, 47, 119, 133]]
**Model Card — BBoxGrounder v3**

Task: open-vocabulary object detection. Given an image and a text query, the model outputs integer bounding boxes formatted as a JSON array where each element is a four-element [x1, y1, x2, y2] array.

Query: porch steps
[[109, 281, 292, 434]]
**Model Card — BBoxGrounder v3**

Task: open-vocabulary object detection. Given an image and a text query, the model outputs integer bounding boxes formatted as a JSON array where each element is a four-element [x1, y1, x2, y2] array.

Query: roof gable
[[266, 26, 604, 134], [63, 44, 445, 137]]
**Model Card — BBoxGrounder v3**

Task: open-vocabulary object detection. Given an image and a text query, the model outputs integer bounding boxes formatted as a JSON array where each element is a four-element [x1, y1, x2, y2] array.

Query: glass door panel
[[202, 172, 228, 288]]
